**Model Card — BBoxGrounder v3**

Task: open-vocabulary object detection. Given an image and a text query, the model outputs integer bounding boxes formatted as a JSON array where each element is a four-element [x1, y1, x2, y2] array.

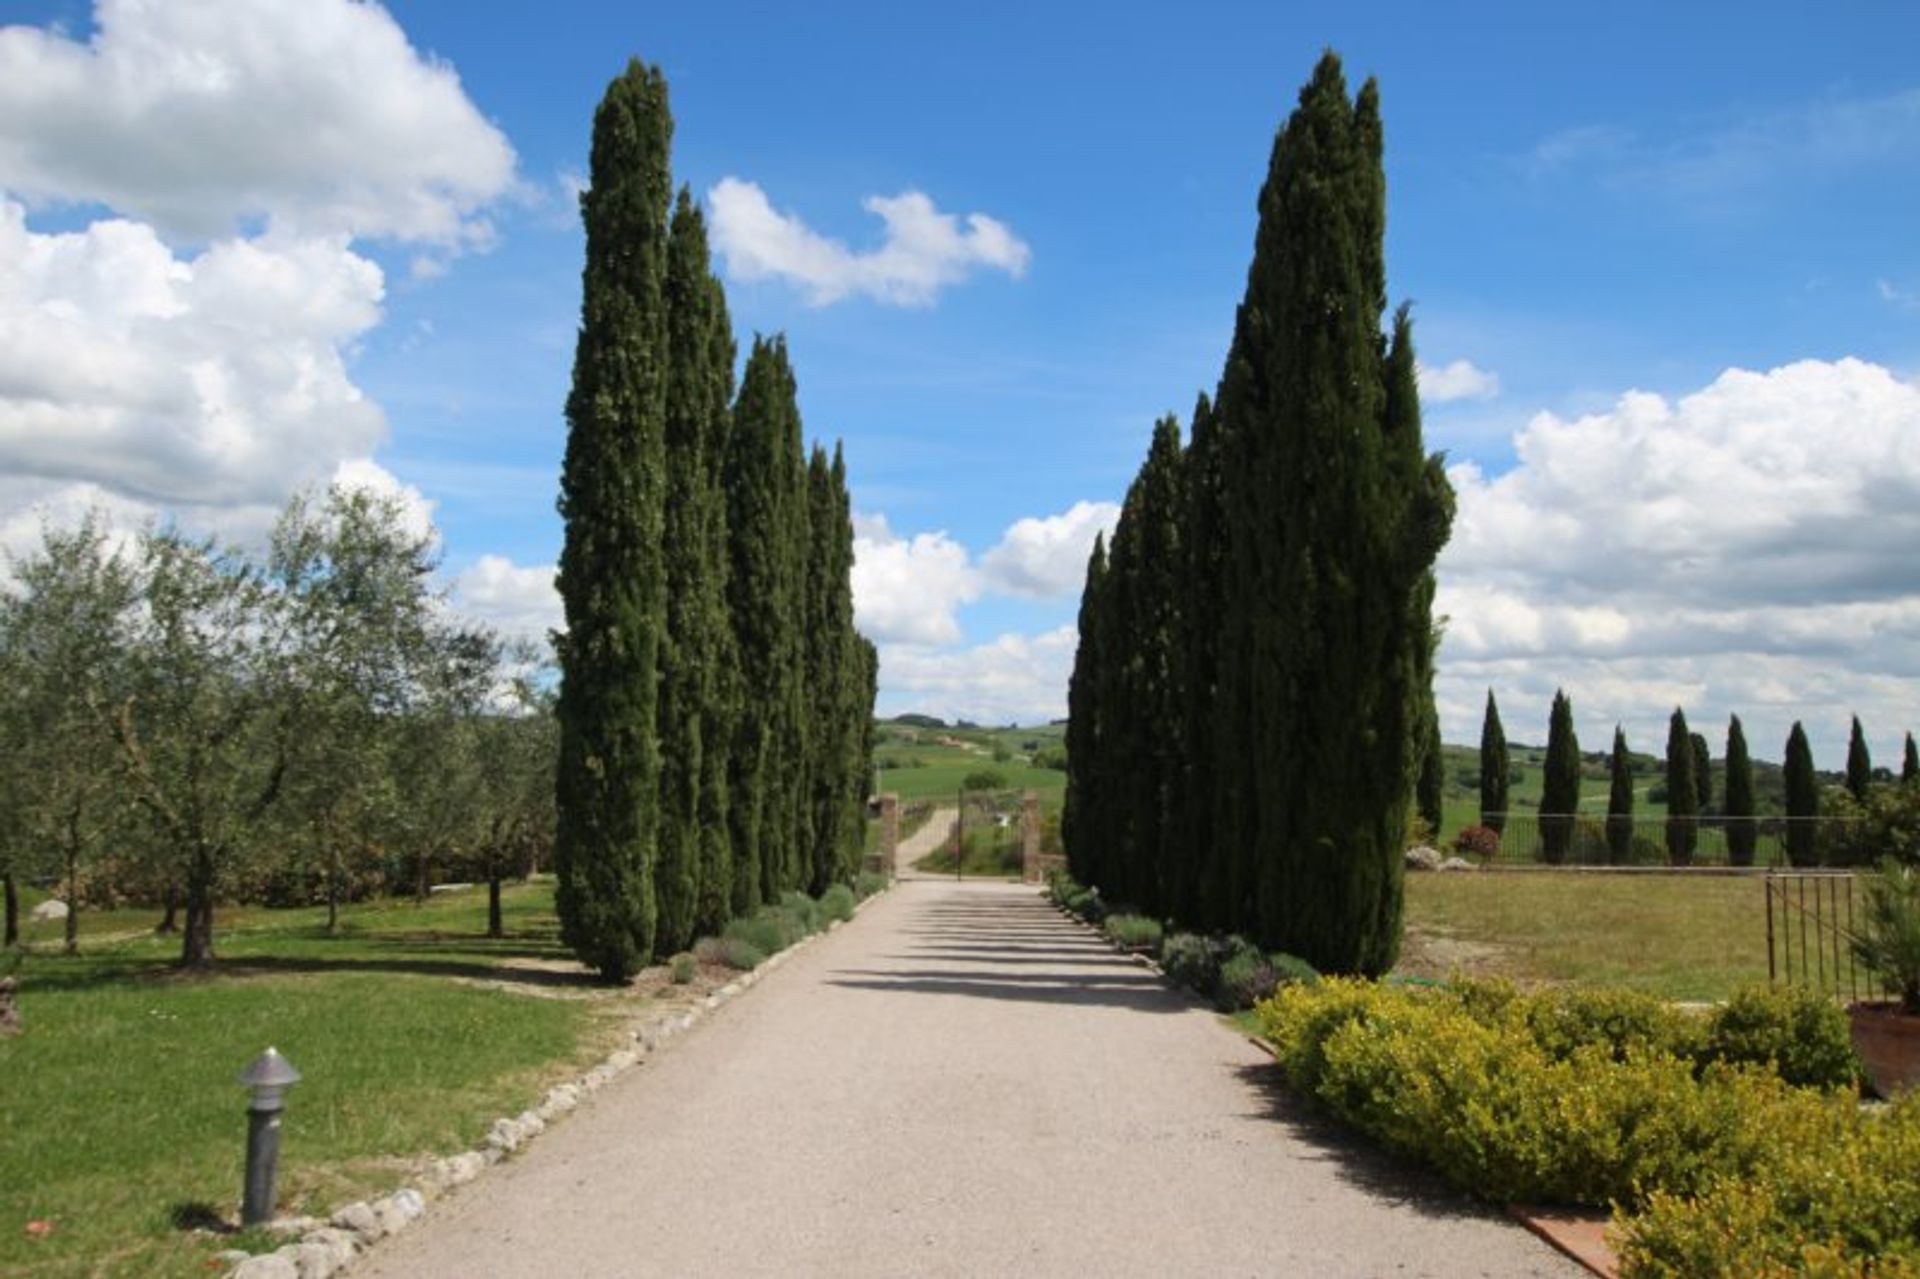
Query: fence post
[[879, 794, 899, 877], [1021, 790, 1041, 884]]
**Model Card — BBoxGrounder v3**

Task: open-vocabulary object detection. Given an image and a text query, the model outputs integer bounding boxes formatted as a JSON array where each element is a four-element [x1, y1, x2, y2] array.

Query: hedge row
[[1257, 978, 1919, 1276], [1047, 870, 1318, 1011]]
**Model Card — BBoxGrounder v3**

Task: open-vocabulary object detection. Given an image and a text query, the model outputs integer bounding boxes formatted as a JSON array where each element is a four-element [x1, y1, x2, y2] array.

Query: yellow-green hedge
[[1256, 978, 1919, 1276]]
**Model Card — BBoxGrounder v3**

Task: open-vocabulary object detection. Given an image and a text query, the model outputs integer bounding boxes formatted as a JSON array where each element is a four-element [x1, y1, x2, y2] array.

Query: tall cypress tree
[[1724, 714, 1756, 867], [1784, 721, 1819, 867], [651, 189, 722, 957], [801, 442, 861, 894], [1101, 417, 1186, 915], [1606, 726, 1634, 865], [1540, 690, 1580, 864], [1417, 712, 1444, 843], [1690, 732, 1712, 812], [769, 355, 813, 898], [554, 60, 674, 980], [1904, 732, 1918, 785], [1846, 716, 1872, 800], [1480, 690, 1510, 834], [1210, 55, 1451, 973], [1063, 535, 1109, 890], [1180, 392, 1234, 933], [693, 245, 738, 936], [1665, 707, 1698, 866], [723, 338, 791, 914]]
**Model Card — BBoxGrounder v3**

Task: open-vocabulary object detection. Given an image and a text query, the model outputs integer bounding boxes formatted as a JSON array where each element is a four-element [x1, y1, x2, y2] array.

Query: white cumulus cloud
[[979, 500, 1120, 599], [875, 626, 1078, 726], [708, 178, 1030, 306], [451, 554, 561, 642], [0, 0, 516, 246], [1418, 358, 1501, 403], [850, 512, 980, 646], [0, 201, 387, 507], [1437, 357, 1920, 764]]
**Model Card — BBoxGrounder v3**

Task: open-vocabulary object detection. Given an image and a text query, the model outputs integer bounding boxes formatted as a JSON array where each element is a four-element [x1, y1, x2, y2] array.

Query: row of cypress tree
[[554, 61, 876, 981], [1064, 53, 1453, 977], [1480, 689, 1917, 866]]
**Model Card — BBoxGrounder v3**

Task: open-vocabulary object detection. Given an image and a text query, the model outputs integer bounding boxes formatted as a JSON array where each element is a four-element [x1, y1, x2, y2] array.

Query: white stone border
[[224, 883, 893, 1279]]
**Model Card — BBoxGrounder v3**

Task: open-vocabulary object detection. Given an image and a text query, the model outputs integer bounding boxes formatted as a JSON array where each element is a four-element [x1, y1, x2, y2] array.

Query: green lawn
[[1, 884, 637, 1279], [1398, 870, 1770, 1001], [875, 738, 1066, 805]]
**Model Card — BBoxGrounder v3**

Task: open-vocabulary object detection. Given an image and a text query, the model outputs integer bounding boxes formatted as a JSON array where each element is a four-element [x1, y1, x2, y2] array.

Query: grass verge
[[1399, 871, 1767, 1001], [1, 883, 631, 1279]]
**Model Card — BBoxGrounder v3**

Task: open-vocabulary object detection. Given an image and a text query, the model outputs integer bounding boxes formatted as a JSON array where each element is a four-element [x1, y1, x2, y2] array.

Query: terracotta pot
[[1849, 1000, 1920, 1099]]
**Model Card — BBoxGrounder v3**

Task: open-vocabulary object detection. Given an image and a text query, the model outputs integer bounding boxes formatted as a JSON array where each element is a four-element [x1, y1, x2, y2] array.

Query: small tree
[[1904, 732, 1918, 786], [1847, 716, 1873, 801], [1665, 708, 1698, 866], [1480, 690, 1509, 833], [1724, 715, 1757, 867], [1785, 722, 1819, 867], [1540, 691, 1580, 863], [1417, 713, 1444, 844], [0, 516, 138, 953], [1606, 726, 1634, 865], [1690, 732, 1712, 812]]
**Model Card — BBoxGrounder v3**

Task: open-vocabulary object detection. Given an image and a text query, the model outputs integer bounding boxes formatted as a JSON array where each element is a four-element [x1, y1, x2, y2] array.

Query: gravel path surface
[[354, 880, 1583, 1278], [893, 804, 956, 877]]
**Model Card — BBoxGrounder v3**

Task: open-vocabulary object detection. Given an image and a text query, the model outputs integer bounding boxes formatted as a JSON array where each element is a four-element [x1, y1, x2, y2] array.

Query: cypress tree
[[1690, 732, 1712, 812], [1903, 732, 1918, 785], [801, 442, 861, 894], [554, 60, 673, 980], [1211, 55, 1452, 973], [1063, 535, 1109, 890], [1606, 726, 1634, 865], [1540, 690, 1580, 864], [723, 338, 792, 914], [1846, 715, 1872, 800], [693, 245, 738, 936], [1480, 690, 1509, 834], [1665, 708, 1697, 866], [1724, 714, 1756, 867], [831, 447, 873, 887], [770, 355, 813, 897], [1784, 721, 1819, 866], [1417, 712, 1444, 843], [651, 189, 721, 956], [1181, 392, 1235, 934], [1106, 416, 1185, 916]]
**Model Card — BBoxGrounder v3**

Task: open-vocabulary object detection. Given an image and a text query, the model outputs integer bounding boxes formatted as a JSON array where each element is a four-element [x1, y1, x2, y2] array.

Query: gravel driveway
[[353, 880, 1583, 1278]]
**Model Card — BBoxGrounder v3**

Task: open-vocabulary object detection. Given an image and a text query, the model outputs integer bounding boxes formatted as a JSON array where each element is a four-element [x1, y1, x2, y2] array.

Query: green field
[[874, 719, 1067, 806], [1400, 870, 1770, 1001], [1, 884, 642, 1279]]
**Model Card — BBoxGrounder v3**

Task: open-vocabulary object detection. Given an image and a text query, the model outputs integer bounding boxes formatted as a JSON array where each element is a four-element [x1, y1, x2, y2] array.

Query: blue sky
[[2, 1, 1918, 764]]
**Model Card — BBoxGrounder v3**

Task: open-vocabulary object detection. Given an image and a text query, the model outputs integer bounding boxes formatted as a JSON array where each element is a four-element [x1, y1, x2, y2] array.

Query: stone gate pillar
[[880, 793, 900, 877], [1021, 790, 1042, 884]]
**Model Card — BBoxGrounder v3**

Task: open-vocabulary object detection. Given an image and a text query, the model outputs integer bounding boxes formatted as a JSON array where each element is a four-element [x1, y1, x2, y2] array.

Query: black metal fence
[[1458, 813, 1864, 869], [1765, 871, 1866, 1003]]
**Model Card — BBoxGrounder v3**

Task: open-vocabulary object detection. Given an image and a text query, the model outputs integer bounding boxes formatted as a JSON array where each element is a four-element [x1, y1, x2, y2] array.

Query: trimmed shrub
[[818, 883, 857, 923], [669, 952, 696, 984], [1215, 950, 1275, 1012], [1520, 985, 1705, 1064], [1453, 825, 1501, 860], [1161, 932, 1224, 994], [779, 890, 821, 937], [1259, 978, 1825, 1209], [724, 910, 790, 957], [1270, 952, 1321, 988], [1619, 1093, 1920, 1277], [1702, 984, 1861, 1090], [716, 936, 766, 971], [1103, 913, 1163, 951], [854, 871, 888, 899]]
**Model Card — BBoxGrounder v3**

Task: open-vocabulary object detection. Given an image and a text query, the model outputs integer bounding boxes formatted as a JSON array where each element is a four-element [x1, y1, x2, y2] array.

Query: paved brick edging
[[221, 884, 895, 1279], [1044, 887, 1617, 1279]]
